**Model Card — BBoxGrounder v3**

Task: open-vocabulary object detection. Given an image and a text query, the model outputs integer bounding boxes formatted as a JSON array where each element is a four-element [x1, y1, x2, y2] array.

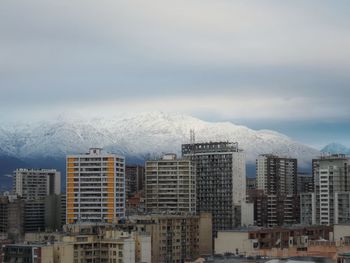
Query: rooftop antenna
[[190, 129, 196, 156], [190, 129, 195, 144]]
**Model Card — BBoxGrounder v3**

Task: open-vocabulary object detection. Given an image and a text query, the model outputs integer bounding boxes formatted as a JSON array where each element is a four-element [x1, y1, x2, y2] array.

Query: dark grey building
[[126, 165, 145, 197], [182, 142, 246, 237], [297, 173, 314, 194], [256, 154, 299, 227], [0, 196, 25, 242]]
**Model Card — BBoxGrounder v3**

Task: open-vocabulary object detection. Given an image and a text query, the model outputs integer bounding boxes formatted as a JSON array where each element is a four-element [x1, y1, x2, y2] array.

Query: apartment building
[[2, 244, 55, 263], [297, 173, 314, 194], [131, 213, 212, 262], [4, 224, 150, 263], [182, 142, 246, 236], [301, 154, 350, 225], [125, 165, 145, 197], [215, 225, 332, 256], [66, 148, 126, 224], [255, 154, 299, 227], [13, 168, 61, 233], [145, 154, 196, 214], [13, 169, 61, 200]]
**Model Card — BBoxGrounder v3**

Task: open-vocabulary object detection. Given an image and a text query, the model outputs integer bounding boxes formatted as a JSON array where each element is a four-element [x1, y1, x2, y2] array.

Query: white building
[[13, 168, 61, 200], [66, 148, 125, 224], [13, 168, 61, 232], [313, 154, 350, 225], [301, 154, 350, 226]]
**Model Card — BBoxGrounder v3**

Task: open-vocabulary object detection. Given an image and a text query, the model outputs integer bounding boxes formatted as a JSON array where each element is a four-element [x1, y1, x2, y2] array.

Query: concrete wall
[[215, 231, 250, 255], [199, 213, 213, 256], [241, 202, 254, 226], [53, 243, 74, 263], [123, 238, 136, 263], [41, 246, 54, 263], [138, 234, 151, 263], [334, 224, 350, 241]]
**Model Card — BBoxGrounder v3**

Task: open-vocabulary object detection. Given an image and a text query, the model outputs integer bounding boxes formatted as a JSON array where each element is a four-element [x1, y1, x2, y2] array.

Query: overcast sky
[[1, 0, 349, 148]]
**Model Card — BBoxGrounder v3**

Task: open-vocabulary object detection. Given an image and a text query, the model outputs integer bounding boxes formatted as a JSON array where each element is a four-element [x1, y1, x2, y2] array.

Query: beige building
[[131, 213, 212, 263], [145, 154, 196, 214], [23, 223, 151, 263]]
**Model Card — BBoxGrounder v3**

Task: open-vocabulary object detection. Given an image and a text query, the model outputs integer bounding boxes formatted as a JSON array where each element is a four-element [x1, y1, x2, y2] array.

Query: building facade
[[315, 154, 350, 225], [297, 173, 314, 194], [66, 148, 126, 224], [132, 213, 212, 262], [13, 169, 61, 200], [215, 225, 333, 256], [182, 142, 246, 236], [0, 196, 25, 242], [301, 154, 350, 225], [255, 154, 299, 227], [145, 154, 196, 214], [12, 169, 61, 233], [125, 165, 145, 197]]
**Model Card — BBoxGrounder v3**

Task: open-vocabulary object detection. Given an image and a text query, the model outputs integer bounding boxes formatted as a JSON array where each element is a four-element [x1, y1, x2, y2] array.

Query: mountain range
[[0, 112, 322, 190]]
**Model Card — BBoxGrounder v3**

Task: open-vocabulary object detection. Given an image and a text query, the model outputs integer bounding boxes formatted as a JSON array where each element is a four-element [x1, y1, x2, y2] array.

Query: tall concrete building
[[13, 169, 61, 233], [301, 154, 350, 225], [255, 154, 299, 227], [297, 173, 314, 194], [182, 142, 246, 236], [126, 165, 145, 197], [66, 148, 126, 224], [0, 196, 24, 241], [13, 169, 61, 199], [132, 213, 212, 262], [145, 154, 196, 214]]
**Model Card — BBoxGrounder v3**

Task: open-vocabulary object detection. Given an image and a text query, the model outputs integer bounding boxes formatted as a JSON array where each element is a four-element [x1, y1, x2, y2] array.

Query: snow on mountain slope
[[0, 112, 319, 166]]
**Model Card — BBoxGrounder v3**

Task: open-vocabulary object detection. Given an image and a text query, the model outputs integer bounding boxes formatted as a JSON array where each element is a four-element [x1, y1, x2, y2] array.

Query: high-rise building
[[246, 178, 257, 190], [255, 154, 299, 227], [13, 169, 61, 200], [66, 148, 125, 224], [145, 154, 196, 214], [125, 165, 145, 197], [45, 194, 66, 231], [256, 154, 297, 196], [13, 169, 61, 233], [132, 213, 212, 262], [182, 142, 246, 236], [297, 173, 314, 194], [302, 154, 350, 225]]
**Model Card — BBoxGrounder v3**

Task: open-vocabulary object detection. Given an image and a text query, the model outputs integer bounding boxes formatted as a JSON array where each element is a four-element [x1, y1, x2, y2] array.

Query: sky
[[0, 0, 349, 149]]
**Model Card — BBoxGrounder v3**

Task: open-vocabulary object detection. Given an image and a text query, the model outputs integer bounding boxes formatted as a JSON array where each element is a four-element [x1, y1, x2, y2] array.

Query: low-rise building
[[13, 223, 151, 263], [2, 244, 54, 263], [215, 225, 332, 256]]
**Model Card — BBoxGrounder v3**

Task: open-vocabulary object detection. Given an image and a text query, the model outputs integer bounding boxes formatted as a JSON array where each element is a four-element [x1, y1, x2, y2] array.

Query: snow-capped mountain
[[321, 143, 350, 155], [0, 112, 319, 166]]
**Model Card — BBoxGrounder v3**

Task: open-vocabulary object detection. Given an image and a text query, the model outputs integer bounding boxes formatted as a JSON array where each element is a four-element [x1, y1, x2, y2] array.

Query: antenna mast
[[190, 129, 195, 144]]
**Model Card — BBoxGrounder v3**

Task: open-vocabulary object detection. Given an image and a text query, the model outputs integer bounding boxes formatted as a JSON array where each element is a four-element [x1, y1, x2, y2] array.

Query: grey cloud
[[0, 0, 349, 122]]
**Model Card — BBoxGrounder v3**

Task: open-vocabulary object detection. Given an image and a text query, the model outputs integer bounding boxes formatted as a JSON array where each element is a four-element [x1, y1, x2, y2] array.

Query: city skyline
[[1, 0, 349, 147]]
